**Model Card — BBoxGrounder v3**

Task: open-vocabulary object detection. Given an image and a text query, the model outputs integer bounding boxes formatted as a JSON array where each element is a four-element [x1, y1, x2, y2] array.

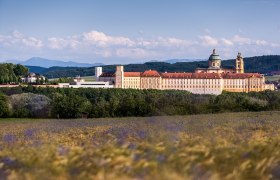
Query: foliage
[[0, 63, 28, 84], [8, 93, 51, 118], [0, 92, 10, 117], [0, 87, 280, 118], [51, 92, 91, 118], [13, 64, 29, 76]]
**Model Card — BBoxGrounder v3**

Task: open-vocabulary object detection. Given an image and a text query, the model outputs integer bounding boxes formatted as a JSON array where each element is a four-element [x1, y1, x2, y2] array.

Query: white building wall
[[58, 81, 114, 88], [160, 78, 223, 95], [95, 67, 103, 81]]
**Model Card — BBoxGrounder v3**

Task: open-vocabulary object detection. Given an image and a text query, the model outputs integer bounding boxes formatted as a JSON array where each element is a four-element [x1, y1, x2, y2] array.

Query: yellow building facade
[[98, 50, 274, 95]]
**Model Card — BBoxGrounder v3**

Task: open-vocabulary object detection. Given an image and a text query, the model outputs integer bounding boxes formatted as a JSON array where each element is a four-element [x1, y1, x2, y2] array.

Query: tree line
[[0, 87, 279, 119], [0, 63, 28, 84]]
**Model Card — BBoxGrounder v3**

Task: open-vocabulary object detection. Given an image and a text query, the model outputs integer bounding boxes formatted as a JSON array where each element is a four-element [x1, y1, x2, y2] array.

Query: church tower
[[235, 52, 244, 73], [208, 49, 221, 69], [115, 65, 124, 88]]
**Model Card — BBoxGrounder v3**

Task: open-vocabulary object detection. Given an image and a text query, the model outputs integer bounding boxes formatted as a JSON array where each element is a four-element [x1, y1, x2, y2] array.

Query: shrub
[[9, 93, 51, 118], [0, 92, 10, 117]]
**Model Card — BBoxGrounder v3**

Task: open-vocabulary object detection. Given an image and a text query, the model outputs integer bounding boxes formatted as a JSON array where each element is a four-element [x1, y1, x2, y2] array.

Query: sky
[[0, 0, 280, 64]]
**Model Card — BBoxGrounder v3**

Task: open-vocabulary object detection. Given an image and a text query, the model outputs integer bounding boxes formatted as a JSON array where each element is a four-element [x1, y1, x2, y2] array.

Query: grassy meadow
[[265, 75, 280, 82], [48, 76, 96, 82], [1, 112, 280, 179]]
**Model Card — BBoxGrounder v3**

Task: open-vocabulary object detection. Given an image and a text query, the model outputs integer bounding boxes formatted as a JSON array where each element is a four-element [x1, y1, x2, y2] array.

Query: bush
[[9, 93, 51, 118], [0, 92, 10, 117]]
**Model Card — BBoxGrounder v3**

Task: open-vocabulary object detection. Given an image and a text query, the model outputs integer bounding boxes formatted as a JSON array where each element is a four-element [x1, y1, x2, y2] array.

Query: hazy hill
[[148, 59, 205, 64], [23, 55, 280, 78], [6, 57, 103, 68], [26, 66, 48, 74]]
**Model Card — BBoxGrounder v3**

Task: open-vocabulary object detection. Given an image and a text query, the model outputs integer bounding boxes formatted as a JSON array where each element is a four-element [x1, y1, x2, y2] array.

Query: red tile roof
[[222, 73, 263, 79], [99, 69, 263, 79], [124, 72, 141, 77], [141, 70, 161, 77], [192, 73, 222, 79], [161, 72, 193, 78], [161, 72, 221, 79]]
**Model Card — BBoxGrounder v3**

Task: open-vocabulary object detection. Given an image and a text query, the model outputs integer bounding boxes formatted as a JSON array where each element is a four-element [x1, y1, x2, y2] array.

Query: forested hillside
[[30, 55, 280, 78]]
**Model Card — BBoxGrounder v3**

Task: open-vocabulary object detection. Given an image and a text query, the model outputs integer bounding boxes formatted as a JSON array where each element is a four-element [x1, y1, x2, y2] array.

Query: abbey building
[[97, 50, 274, 95]]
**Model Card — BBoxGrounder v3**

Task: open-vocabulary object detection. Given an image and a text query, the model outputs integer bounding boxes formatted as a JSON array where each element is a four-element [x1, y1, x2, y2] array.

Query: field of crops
[[1, 112, 280, 179]]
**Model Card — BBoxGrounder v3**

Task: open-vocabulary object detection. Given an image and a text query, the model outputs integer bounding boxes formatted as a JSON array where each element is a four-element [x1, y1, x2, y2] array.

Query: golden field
[[1, 112, 280, 179]]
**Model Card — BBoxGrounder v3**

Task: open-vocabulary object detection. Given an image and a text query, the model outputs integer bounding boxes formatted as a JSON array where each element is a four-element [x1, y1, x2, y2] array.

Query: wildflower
[[157, 154, 166, 163], [2, 134, 17, 144], [24, 129, 36, 138]]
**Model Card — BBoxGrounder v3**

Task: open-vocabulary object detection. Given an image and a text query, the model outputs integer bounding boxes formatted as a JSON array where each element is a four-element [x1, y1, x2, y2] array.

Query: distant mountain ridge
[[21, 55, 280, 79], [4, 55, 280, 78], [6, 57, 104, 68]]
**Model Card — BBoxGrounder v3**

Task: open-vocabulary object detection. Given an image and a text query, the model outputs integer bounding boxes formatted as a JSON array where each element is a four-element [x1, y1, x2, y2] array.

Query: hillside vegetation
[[28, 55, 280, 78]]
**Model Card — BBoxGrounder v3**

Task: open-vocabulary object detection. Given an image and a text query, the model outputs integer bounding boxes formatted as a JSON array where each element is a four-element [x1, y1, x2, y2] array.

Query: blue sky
[[0, 0, 279, 64]]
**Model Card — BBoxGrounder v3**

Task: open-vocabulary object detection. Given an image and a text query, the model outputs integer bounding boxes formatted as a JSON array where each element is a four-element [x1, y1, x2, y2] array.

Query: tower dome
[[208, 49, 221, 68]]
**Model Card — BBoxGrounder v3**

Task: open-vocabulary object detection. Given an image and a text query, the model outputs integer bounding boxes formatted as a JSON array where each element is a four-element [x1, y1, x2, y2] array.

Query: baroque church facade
[[97, 50, 274, 95]]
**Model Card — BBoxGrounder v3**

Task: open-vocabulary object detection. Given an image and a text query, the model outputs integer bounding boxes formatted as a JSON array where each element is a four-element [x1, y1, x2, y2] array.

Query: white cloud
[[136, 37, 193, 50], [255, 40, 267, 46], [48, 37, 69, 49], [83, 31, 134, 47], [221, 38, 234, 46], [0, 30, 279, 63], [231, 35, 251, 45], [270, 43, 280, 48], [12, 30, 24, 38], [158, 37, 193, 47], [199, 35, 219, 46], [22, 37, 43, 48], [0, 30, 43, 48]]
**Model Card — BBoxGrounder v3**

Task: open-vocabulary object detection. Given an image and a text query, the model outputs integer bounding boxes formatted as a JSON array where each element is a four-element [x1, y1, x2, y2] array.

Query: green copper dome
[[208, 49, 221, 61]]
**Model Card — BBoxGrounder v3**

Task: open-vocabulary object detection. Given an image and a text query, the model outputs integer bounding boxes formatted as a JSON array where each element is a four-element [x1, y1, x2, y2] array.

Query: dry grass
[[1, 111, 280, 179]]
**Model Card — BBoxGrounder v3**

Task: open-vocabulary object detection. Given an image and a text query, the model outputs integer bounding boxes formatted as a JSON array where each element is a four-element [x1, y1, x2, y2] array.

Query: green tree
[[0, 92, 10, 117], [35, 77, 39, 84], [45, 77, 49, 83], [14, 64, 28, 76], [9, 75, 13, 83], [0, 76, 4, 84], [51, 92, 90, 118], [3, 75, 9, 83]]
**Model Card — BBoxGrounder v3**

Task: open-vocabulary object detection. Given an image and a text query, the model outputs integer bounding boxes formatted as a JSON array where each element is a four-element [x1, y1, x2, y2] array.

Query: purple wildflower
[[2, 134, 17, 144]]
